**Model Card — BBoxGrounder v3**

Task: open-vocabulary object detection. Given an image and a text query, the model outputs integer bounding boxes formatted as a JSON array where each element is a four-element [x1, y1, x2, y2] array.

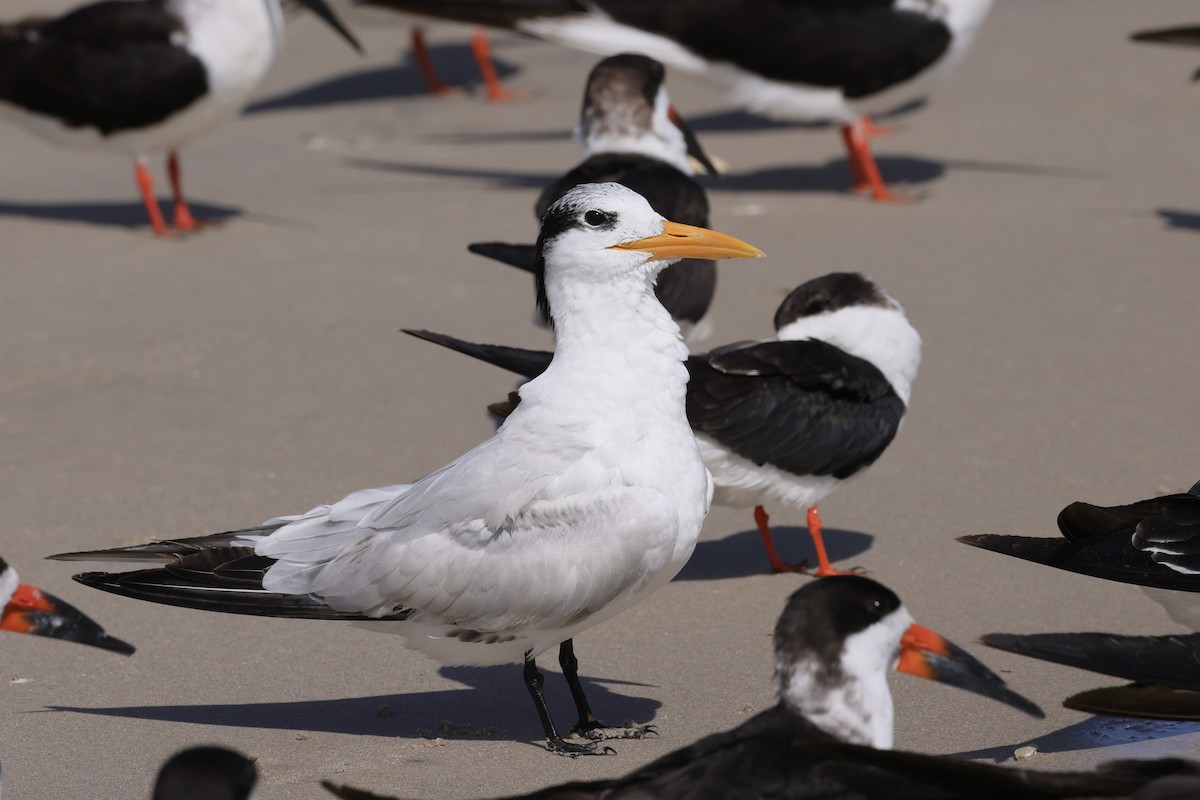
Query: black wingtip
[[296, 0, 365, 54], [467, 241, 538, 273], [1131, 26, 1200, 48]]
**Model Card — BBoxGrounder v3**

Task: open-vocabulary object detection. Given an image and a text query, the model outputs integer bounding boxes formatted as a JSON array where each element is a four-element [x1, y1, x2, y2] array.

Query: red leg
[[167, 151, 199, 231], [806, 505, 863, 577], [839, 124, 870, 192], [134, 157, 168, 236], [411, 27, 453, 96], [754, 506, 808, 574], [470, 27, 520, 102], [839, 118, 904, 202]]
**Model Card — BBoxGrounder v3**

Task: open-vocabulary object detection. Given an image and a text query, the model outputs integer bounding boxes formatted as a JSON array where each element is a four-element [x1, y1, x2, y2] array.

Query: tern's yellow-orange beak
[[610, 220, 765, 262]]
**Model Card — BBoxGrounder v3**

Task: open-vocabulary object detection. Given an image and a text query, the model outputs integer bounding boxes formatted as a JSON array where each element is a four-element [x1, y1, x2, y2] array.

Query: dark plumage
[[0, 1, 206, 136], [959, 481, 1200, 590]]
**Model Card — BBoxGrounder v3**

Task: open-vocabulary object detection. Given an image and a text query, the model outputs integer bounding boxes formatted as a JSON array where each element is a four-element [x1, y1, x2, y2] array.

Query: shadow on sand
[[1157, 208, 1200, 232], [45, 664, 659, 748], [247, 45, 521, 113], [949, 716, 1200, 763], [678, 526, 874, 581], [0, 200, 241, 233]]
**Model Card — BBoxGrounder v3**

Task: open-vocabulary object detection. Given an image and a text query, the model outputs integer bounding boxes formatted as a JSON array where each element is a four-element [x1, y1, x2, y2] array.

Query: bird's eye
[[584, 210, 607, 227]]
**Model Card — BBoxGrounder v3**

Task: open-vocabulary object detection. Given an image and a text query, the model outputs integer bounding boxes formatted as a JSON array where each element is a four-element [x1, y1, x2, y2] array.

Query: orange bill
[[610, 220, 765, 262]]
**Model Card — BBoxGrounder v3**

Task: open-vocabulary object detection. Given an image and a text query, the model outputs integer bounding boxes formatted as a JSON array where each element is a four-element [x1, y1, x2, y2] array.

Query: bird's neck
[[776, 653, 895, 749], [582, 134, 693, 176], [530, 279, 689, 409]]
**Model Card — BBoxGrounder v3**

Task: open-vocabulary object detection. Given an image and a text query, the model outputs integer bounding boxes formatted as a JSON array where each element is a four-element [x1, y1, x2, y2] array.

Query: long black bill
[[294, 0, 364, 53], [669, 105, 719, 177], [898, 623, 1043, 718], [3, 583, 135, 655]]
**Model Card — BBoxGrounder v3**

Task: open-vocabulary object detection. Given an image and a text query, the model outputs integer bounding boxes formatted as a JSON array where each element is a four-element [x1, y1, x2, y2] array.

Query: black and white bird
[[357, 0, 992, 201], [51, 183, 764, 756], [406, 272, 921, 576], [962, 482, 1200, 721], [322, 576, 1180, 800], [469, 52, 720, 340], [151, 746, 258, 800], [960, 481, 1200, 628], [1132, 25, 1200, 80], [0, 0, 361, 236], [0, 555, 133, 655]]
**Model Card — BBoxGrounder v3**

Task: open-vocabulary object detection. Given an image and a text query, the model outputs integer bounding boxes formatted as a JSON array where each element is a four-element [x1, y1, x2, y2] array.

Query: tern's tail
[[467, 241, 537, 274], [51, 532, 411, 621], [1131, 26, 1200, 48], [355, 0, 580, 30], [403, 329, 552, 380]]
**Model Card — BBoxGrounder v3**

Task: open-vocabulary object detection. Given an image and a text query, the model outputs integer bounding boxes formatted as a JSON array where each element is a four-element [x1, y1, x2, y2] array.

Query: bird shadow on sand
[[42, 666, 659, 748], [699, 157, 945, 195], [947, 716, 1200, 763], [1156, 208, 1200, 232], [678, 526, 874, 581], [345, 157, 557, 191], [0, 200, 241, 232], [344, 154, 937, 196], [247, 45, 521, 113]]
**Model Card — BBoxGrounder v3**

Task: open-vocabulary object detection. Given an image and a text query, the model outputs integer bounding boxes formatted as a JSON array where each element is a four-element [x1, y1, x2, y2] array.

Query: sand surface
[[3, 1, 1200, 797]]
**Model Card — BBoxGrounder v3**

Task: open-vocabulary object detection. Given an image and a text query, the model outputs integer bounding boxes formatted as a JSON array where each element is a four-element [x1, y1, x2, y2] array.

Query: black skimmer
[[0, 0, 361, 236], [961, 482, 1200, 720], [322, 576, 1060, 800], [356, 0, 992, 201], [959, 481, 1200, 628], [51, 183, 764, 756], [405, 272, 921, 576], [469, 53, 719, 339], [1132, 26, 1200, 80], [0, 555, 133, 654], [152, 746, 257, 800]]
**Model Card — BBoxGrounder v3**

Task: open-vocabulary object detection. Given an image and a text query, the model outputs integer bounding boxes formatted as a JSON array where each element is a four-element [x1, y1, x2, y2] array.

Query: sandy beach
[[3, 0, 1200, 796]]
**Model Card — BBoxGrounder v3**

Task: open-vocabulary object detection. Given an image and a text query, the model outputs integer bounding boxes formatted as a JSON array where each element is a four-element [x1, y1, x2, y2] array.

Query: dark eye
[[584, 210, 607, 227]]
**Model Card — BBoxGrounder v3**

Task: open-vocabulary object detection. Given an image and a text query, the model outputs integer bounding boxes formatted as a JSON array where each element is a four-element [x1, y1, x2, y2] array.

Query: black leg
[[557, 639, 657, 741], [559, 638, 599, 731], [523, 651, 611, 756]]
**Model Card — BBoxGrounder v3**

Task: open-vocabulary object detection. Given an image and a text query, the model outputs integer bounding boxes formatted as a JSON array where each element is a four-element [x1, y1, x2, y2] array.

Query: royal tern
[[0, 0, 361, 235], [356, 0, 992, 201], [469, 52, 719, 339], [52, 182, 764, 756], [406, 272, 921, 575], [0, 556, 133, 655]]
